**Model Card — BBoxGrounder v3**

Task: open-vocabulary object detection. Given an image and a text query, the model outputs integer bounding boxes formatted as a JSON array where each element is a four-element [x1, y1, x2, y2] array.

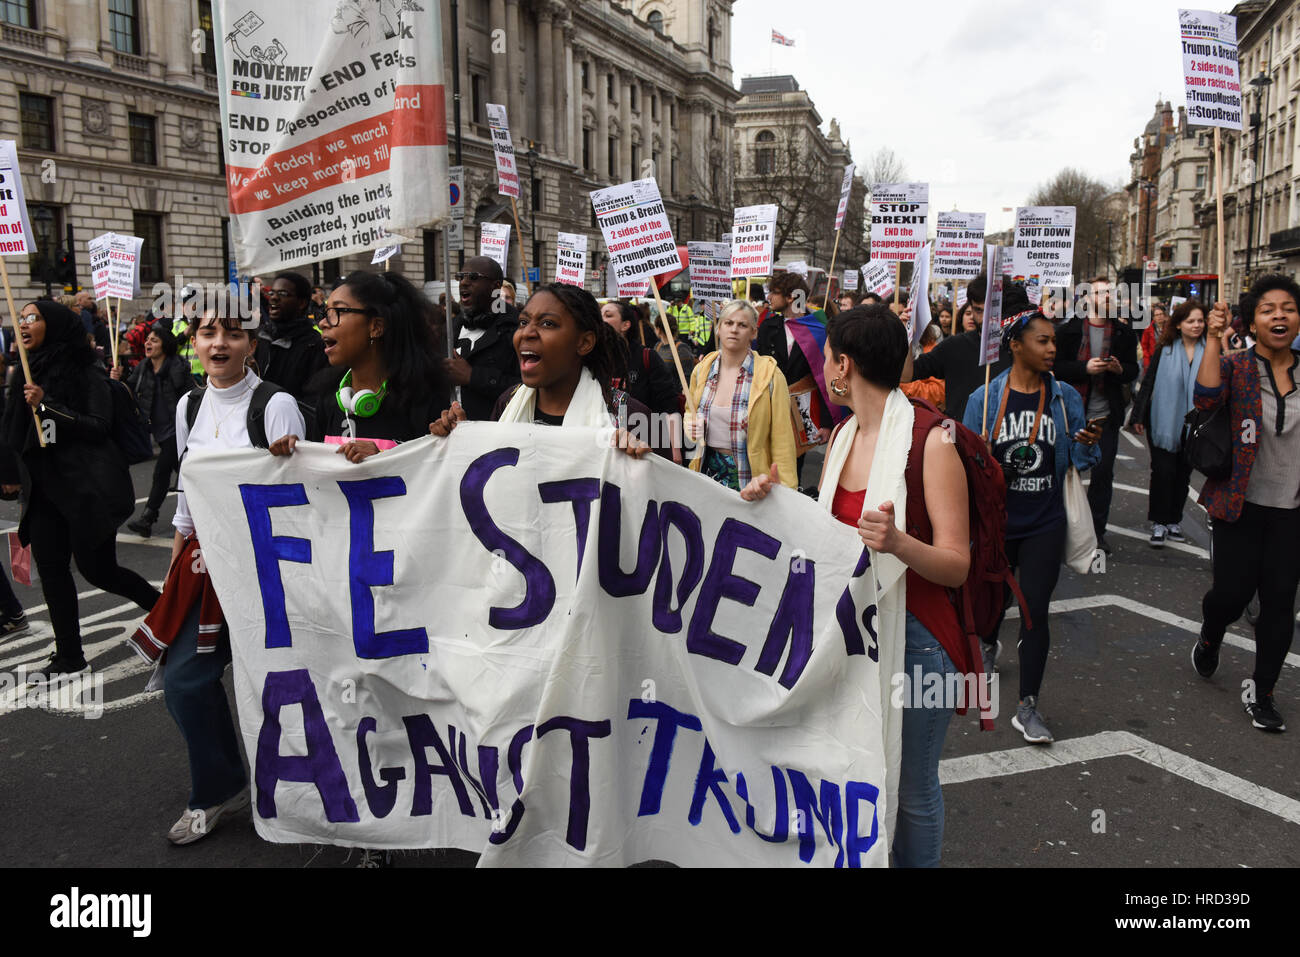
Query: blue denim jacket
[[962, 370, 1102, 486]]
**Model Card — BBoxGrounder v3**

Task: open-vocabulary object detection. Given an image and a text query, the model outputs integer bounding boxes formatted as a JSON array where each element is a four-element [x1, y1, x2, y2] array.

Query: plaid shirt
[[697, 352, 755, 486]]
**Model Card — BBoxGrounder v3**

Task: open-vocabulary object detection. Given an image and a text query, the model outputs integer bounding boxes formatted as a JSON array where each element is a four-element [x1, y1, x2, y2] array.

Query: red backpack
[[902, 398, 1029, 730]]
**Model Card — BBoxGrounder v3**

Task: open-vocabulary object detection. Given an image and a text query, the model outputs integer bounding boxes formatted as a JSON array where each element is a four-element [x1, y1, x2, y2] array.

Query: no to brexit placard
[[486, 103, 520, 198], [730, 204, 777, 278], [869, 183, 928, 262]]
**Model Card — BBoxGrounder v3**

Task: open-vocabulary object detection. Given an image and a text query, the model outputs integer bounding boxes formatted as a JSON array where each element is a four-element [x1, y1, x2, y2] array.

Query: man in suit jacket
[[443, 255, 521, 421]]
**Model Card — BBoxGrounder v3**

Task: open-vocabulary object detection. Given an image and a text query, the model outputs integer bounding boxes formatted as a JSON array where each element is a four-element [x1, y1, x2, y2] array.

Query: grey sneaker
[[1150, 524, 1167, 548], [1166, 523, 1186, 543], [1012, 696, 1054, 744], [981, 639, 1001, 675]]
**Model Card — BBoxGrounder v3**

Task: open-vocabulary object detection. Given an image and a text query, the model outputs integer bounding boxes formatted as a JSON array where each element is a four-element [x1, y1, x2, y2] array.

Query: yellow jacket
[[687, 351, 799, 489]]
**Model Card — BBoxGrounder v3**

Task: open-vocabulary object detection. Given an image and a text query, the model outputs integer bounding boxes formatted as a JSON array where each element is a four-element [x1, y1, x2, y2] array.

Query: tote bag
[[1063, 467, 1099, 574]]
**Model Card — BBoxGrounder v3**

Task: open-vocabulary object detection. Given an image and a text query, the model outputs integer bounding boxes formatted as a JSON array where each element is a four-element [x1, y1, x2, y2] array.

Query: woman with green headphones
[[270, 270, 449, 461]]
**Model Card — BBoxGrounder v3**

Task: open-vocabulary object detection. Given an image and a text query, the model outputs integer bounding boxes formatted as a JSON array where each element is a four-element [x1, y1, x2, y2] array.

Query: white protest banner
[[906, 243, 932, 348], [87, 233, 113, 301], [590, 178, 678, 285], [1000, 249, 1014, 278], [371, 244, 401, 265], [860, 259, 894, 299], [955, 285, 968, 310], [786, 260, 809, 277], [182, 427, 901, 866], [1013, 207, 1075, 287], [0, 141, 33, 257], [106, 233, 143, 298], [980, 246, 1006, 367], [843, 269, 859, 292], [212, 1, 448, 275], [933, 212, 986, 281], [687, 242, 732, 303], [479, 222, 511, 272], [555, 232, 587, 287], [869, 183, 928, 262], [730, 204, 778, 278], [1179, 9, 1243, 130], [447, 165, 465, 252], [835, 163, 856, 230], [486, 103, 521, 198], [617, 277, 650, 298]]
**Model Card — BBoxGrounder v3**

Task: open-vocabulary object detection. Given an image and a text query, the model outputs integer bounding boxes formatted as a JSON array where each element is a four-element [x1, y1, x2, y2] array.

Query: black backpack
[[183, 381, 283, 451], [106, 374, 155, 465]]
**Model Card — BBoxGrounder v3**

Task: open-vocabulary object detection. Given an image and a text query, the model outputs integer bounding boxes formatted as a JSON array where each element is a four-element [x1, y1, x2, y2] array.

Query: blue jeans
[[892, 612, 957, 868], [163, 604, 247, 810]]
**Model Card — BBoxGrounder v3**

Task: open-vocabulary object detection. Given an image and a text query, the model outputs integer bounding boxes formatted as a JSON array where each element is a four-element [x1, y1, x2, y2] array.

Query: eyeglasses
[[319, 306, 373, 328], [265, 290, 298, 299], [455, 272, 490, 283], [17, 314, 40, 326]]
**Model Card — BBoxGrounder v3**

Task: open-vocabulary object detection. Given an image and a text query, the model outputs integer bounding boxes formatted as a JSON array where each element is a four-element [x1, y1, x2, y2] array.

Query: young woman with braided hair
[[430, 283, 667, 457]]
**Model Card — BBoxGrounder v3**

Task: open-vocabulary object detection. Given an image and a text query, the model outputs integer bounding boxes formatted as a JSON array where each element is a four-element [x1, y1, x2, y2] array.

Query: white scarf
[[496, 367, 613, 429], [817, 387, 915, 852]]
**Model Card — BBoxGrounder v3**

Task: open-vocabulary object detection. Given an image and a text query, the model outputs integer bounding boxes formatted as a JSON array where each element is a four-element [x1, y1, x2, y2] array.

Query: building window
[[670, 156, 678, 193], [1191, 244, 1200, 269], [630, 85, 638, 112], [608, 136, 617, 178], [651, 94, 658, 120], [324, 258, 341, 283], [670, 101, 677, 128], [532, 241, 543, 279], [582, 62, 590, 92], [1195, 165, 1207, 190], [709, 114, 716, 137], [20, 93, 54, 152], [471, 73, 486, 125], [129, 113, 157, 165], [27, 204, 62, 284], [631, 144, 640, 177], [422, 229, 438, 281], [607, 74, 616, 103], [109, 0, 141, 55], [132, 212, 163, 286], [710, 161, 720, 197], [651, 149, 659, 178], [0, 0, 36, 28], [647, 10, 664, 34], [707, 16, 715, 59], [531, 176, 542, 212], [198, 0, 217, 73], [582, 128, 593, 170], [755, 129, 775, 175]]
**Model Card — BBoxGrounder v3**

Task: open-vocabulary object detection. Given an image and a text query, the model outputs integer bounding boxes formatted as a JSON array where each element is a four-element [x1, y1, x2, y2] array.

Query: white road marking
[[1120, 429, 1144, 449], [116, 533, 173, 550], [1116, 454, 1134, 461], [1106, 523, 1211, 559], [939, 730, 1300, 827], [1004, 593, 1300, 670]]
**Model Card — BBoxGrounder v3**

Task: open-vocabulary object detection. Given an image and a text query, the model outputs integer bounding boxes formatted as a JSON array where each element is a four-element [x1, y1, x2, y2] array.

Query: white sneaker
[[1166, 523, 1186, 543], [166, 790, 249, 846], [1149, 524, 1167, 548]]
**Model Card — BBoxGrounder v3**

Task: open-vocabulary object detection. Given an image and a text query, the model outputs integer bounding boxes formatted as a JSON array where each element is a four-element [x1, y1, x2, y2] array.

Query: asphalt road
[[0, 432, 1295, 868]]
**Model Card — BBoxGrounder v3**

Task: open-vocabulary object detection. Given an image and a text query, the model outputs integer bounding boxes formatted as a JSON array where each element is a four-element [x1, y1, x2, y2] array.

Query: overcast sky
[[732, 0, 1203, 235]]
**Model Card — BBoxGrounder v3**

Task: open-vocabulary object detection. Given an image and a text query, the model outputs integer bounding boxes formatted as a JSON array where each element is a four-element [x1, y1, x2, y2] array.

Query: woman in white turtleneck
[[162, 309, 304, 847]]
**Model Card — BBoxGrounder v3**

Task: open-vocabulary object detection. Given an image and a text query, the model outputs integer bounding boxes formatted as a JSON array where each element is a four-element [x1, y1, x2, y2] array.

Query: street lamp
[[1245, 69, 1273, 283], [524, 139, 539, 287], [1106, 219, 1113, 282]]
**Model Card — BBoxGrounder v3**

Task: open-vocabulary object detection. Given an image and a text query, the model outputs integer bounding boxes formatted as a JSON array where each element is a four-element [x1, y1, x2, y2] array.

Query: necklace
[[212, 402, 241, 438]]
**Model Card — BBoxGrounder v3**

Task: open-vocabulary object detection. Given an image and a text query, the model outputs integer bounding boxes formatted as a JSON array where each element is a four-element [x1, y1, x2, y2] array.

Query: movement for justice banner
[[182, 427, 899, 866], [213, 2, 449, 274]]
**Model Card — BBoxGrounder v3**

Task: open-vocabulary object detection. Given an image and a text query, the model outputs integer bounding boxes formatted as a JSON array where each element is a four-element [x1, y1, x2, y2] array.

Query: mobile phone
[[1087, 416, 1107, 431]]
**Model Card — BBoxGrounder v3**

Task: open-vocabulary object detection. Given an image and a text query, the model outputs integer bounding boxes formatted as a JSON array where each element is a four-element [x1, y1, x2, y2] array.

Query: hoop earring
[[830, 376, 849, 397]]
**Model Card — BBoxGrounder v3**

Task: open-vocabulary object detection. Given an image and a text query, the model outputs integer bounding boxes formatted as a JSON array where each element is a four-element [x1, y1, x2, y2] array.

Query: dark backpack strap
[[184, 386, 205, 435], [246, 381, 283, 450]]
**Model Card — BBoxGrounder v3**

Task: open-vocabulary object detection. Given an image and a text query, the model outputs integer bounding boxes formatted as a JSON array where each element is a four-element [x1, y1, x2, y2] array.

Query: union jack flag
[[771, 30, 795, 47]]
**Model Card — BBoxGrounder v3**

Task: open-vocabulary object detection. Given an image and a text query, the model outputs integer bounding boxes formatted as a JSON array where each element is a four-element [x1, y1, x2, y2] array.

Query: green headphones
[[336, 370, 388, 418]]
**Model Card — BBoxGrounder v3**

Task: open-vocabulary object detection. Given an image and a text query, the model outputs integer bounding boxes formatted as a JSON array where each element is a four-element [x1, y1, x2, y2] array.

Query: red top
[[830, 483, 966, 668]]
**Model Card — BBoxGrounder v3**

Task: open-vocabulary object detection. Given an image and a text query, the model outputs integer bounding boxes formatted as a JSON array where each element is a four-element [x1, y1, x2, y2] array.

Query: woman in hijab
[[0, 300, 160, 681]]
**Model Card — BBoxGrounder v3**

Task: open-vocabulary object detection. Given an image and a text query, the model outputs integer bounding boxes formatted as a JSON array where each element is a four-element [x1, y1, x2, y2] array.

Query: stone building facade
[[731, 74, 867, 274], [0, 0, 738, 310], [1, 0, 227, 311]]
